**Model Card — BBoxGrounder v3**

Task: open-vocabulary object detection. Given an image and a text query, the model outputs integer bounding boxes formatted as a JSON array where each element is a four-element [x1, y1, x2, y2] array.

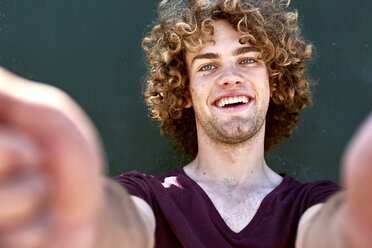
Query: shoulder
[[277, 174, 341, 207], [112, 167, 186, 200], [113, 166, 185, 184]]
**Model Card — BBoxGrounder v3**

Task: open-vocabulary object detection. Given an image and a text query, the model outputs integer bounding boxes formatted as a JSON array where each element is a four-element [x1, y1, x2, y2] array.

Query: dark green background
[[0, 0, 371, 183]]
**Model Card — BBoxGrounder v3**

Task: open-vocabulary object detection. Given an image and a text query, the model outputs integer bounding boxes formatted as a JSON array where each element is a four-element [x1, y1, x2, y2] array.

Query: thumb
[[343, 112, 372, 247], [0, 67, 105, 225]]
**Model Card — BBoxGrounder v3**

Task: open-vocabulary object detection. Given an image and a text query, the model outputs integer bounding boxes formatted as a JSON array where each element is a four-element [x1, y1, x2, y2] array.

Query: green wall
[[1, 0, 371, 183]]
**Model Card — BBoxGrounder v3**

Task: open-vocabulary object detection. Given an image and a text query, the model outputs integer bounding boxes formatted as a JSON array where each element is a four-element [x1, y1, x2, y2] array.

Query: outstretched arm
[[296, 113, 372, 248], [0, 67, 154, 248]]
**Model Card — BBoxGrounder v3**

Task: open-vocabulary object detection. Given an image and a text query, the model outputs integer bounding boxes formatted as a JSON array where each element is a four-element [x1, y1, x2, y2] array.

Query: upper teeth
[[216, 96, 249, 107]]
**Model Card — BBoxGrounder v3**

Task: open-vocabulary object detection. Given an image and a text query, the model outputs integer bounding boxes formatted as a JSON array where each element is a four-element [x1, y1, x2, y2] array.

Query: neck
[[185, 123, 279, 187]]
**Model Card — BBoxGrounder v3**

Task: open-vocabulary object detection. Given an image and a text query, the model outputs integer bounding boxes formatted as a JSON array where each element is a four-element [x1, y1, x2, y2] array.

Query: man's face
[[185, 19, 271, 145]]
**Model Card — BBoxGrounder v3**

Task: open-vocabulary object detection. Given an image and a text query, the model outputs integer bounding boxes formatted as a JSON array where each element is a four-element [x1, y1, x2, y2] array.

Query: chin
[[214, 126, 259, 144]]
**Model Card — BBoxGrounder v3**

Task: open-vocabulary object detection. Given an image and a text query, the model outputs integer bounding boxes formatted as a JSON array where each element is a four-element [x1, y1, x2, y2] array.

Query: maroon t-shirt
[[113, 167, 340, 248]]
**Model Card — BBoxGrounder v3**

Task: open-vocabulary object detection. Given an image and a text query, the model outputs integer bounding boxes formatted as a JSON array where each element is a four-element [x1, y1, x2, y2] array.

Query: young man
[[114, 1, 343, 246], [0, 0, 371, 248]]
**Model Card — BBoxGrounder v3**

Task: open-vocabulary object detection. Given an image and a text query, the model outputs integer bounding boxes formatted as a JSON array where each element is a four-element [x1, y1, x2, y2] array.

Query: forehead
[[185, 20, 246, 63], [208, 19, 241, 43]]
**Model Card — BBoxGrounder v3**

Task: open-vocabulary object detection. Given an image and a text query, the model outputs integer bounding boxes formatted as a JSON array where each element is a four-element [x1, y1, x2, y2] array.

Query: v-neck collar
[[176, 167, 287, 240]]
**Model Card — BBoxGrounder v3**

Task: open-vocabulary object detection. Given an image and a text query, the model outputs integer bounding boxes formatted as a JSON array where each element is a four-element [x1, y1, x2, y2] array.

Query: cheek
[[263, 82, 271, 101], [250, 70, 270, 95], [189, 83, 208, 106], [253, 79, 271, 104], [189, 77, 208, 95], [190, 75, 206, 88]]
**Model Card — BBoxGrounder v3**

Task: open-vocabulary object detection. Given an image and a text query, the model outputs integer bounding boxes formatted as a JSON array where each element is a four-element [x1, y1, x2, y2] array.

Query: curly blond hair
[[143, 0, 312, 157]]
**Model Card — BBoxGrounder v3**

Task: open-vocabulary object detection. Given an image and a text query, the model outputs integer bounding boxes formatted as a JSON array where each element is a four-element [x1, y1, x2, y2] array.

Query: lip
[[211, 91, 255, 106], [210, 91, 255, 113]]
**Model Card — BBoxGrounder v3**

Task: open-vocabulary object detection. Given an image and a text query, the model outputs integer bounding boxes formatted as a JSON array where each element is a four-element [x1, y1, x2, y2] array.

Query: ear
[[184, 82, 192, 108], [185, 97, 192, 108], [270, 85, 276, 98]]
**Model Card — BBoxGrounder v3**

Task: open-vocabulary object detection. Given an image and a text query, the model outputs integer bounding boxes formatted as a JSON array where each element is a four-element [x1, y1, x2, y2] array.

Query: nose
[[216, 64, 245, 87]]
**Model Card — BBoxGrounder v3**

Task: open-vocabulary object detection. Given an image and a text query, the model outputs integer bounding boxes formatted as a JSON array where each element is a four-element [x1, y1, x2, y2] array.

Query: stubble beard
[[195, 108, 267, 146]]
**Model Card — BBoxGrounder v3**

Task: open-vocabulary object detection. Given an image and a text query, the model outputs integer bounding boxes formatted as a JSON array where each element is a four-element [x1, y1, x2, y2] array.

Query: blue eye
[[241, 58, 257, 64], [199, 64, 216, 71]]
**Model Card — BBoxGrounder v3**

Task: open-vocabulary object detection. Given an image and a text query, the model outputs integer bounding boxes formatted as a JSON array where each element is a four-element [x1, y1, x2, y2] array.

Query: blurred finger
[[0, 67, 103, 224], [0, 172, 48, 229], [0, 126, 41, 178], [343, 112, 372, 247], [0, 68, 105, 247], [0, 213, 48, 248]]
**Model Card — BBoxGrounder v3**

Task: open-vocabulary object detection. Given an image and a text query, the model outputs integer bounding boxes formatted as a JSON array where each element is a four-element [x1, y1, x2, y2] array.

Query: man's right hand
[[0, 67, 154, 248], [343, 112, 372, 248]]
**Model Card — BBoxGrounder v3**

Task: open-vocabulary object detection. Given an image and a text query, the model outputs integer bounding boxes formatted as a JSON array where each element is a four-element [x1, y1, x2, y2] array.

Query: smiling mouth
[[215, 96, 250, 108]]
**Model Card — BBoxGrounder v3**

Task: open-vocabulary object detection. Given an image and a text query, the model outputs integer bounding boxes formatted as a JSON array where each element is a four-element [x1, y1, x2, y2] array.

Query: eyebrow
[[232, 46, 260, 56], [190, 46, 260, 67], [190, 52, 220, 67]]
